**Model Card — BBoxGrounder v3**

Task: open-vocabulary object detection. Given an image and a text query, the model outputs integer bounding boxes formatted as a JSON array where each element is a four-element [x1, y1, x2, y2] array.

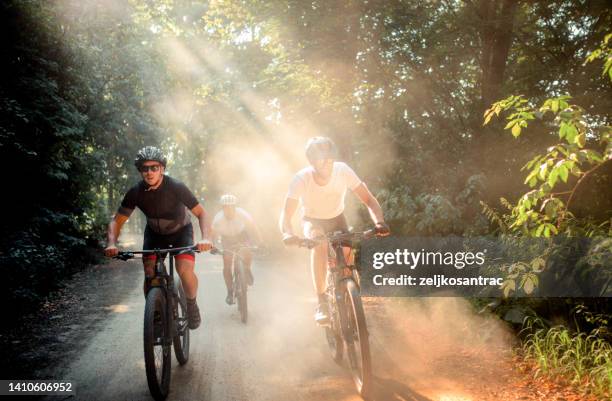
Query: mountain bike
[[211, 245, 258, 324], [114, 245, 198, 400], [295, 229, 375, 399]]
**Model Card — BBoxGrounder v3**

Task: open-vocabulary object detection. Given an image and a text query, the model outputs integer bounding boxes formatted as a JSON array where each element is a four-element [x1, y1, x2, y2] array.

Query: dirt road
[[55, 251, 370, 401], [40, 250, 591, 401]]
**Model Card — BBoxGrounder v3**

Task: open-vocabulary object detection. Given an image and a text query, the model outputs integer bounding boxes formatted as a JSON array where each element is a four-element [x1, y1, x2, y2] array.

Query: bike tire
[[343, 279, 372, 399], [235, 259, 248, 324], [144, 287, 172, 400], [325, 292, 343, 363], [173, 281, 190, 365]]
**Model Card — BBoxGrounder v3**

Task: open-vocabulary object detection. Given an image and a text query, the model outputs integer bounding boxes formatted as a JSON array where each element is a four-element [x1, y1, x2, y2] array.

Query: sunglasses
[[138, 165, 161, 173]]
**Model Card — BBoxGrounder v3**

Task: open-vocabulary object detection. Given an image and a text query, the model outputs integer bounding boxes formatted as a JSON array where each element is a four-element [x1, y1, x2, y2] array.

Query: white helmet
[[305, 136, 337, 162], [220, 194, 238, 206]]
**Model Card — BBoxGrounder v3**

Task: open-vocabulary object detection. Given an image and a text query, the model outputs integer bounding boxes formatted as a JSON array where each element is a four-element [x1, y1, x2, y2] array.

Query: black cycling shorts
[[303, 213, 349, 236], [143, 223, 195, 261]]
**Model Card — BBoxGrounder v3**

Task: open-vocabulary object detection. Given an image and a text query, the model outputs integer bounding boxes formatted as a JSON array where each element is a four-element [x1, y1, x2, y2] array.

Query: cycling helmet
[[305, 136, 337, 162], [134, 146, 167, 168], [220, 194, 238, 206]]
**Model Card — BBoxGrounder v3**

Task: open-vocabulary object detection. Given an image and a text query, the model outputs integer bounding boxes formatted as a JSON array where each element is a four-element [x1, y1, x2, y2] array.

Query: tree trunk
[[479, 0, 519, 108], [107, 160, 115, 217]]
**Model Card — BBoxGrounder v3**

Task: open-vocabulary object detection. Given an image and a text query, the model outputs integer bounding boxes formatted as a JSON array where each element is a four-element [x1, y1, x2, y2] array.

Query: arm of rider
[[352, 183, 391, 236], [279, 197, 301, 246], [191, 204, 213, 251], [209, 228, 219, 247], [105, 214, 129, 257]]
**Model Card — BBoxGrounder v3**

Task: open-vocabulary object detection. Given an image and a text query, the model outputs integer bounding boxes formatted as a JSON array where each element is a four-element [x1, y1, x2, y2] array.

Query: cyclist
[[104, 146, 212, 330], [211, 194, 263, 305], [279, 137, 390, 324]]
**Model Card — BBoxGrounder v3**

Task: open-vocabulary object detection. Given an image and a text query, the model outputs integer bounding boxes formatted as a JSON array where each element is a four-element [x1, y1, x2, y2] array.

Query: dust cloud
[[367, 297, 518, 400]]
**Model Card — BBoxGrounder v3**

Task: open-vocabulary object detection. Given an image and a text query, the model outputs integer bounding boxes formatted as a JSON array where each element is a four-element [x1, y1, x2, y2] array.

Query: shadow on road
[[371, 375, 433, 401]]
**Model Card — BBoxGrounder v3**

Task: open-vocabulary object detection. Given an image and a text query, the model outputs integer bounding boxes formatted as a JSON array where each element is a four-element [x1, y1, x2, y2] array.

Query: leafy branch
[[483, 94, 611, 237], [585, 32, 612, 81]]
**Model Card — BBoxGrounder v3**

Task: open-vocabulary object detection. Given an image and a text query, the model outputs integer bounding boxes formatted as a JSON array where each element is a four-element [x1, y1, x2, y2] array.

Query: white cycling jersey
[[287, 162, 362, 219], [212, 207, 253, 237]]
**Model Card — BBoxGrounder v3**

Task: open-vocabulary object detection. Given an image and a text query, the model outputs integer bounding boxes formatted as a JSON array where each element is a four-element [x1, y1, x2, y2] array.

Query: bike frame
[[212, 245, 256, 279], [295, 229, 375, 398], [211, 245, 257, 323], [325, 236, 360, 341], [211, 245, 257, 311], [117, 245, 195, 341], [115, 244, 198, 399]]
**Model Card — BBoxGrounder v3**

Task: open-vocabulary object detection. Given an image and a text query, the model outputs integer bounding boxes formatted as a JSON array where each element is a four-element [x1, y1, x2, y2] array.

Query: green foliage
[[480, 198, 513, 233], [0, 0, 162, 319], [500, 255, 545, 297], [521, 315, 612, 397], [378, 173, 489, 236], [482, 86, 611, 297], [484, 92, 611, 237], [585, 33, 612, 81]]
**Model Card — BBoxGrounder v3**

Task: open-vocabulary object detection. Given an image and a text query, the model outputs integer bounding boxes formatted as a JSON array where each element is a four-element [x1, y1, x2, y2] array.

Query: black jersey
[[118, 175, 199, 235]]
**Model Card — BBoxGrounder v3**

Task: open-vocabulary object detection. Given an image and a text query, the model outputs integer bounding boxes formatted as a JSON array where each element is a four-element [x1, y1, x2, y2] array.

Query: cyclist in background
[[279, 137, 390, 324], [211, 194, 263, 305], [104, 146, 212, 329]]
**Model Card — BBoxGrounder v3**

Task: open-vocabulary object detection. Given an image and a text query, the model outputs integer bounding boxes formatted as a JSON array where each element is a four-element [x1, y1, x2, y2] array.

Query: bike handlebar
[[113, 244, 202, 261], [293, 229, 377, 249], [210, 245, 263, 257]]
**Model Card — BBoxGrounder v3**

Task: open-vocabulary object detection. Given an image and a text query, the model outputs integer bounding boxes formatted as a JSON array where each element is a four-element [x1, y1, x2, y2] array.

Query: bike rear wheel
[[343, 279, 372, 399], [173, 281, 190, 365], [144, 287, 172, 400], [235, 259, 248, 324]]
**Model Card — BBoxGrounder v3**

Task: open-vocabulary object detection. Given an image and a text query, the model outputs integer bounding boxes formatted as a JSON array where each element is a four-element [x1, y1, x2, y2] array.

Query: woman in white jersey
[[279, 137, 390, 324], [212, 194, 262, 305]]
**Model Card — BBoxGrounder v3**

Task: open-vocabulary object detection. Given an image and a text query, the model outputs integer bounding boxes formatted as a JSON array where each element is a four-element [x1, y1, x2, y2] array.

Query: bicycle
[[114, 245, 198, 400], [294, 229, 376, 399], [210, 245, 258, 324]]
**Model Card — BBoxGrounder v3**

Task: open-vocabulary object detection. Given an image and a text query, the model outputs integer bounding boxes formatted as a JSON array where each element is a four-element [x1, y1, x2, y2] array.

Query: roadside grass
[[520, 316, 612, 398]]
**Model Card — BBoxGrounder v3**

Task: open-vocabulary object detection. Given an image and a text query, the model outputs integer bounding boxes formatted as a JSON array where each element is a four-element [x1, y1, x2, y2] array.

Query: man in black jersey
[[104, 146, 212, 330]]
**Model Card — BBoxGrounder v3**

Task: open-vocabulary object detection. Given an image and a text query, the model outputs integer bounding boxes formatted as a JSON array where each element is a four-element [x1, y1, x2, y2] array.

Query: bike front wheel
[[325, 291, 343, 363], [343, 279, 372, 399], [173, 281, 190, 365], [144, 287, 172, 400]]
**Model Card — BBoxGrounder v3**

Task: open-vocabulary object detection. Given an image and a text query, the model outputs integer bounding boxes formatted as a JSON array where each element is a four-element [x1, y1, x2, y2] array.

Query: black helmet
[[305, 136, 337, 162], [134, 146, 167, 168]]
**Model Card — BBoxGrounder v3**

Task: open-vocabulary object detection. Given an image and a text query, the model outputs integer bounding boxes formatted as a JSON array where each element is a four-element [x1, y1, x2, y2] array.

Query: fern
[[480, 201, 508, 232]]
